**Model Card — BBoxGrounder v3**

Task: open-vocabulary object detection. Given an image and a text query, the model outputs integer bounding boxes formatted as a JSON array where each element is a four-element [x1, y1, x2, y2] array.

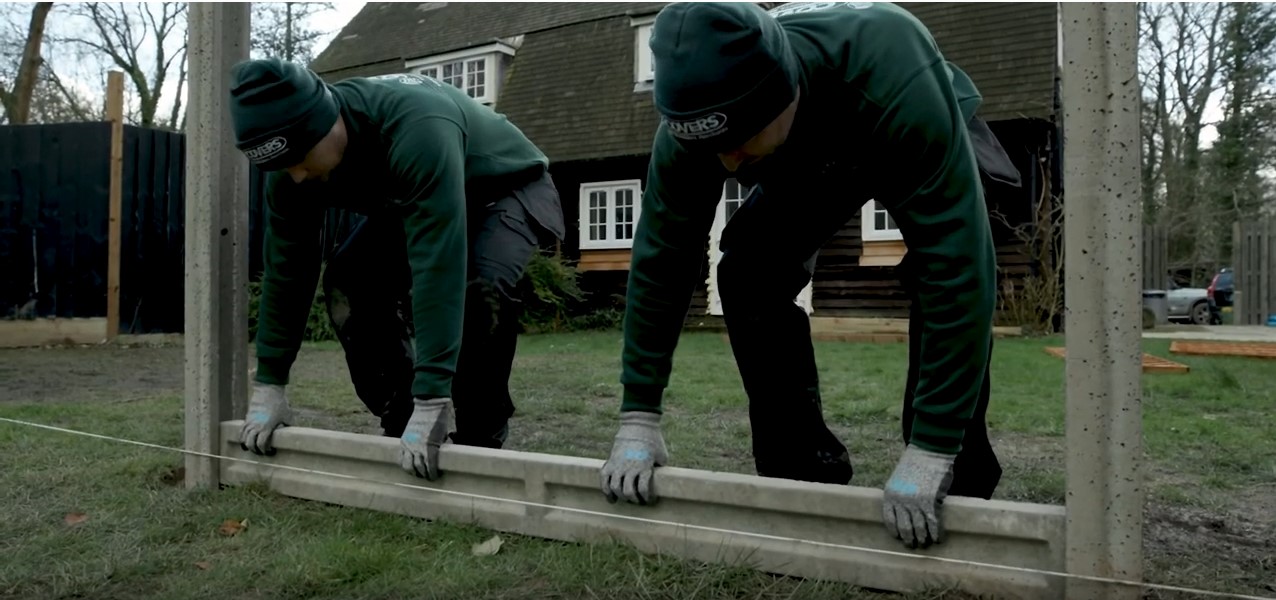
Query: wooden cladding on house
[[578, 249, 632, 272], [859, 240, 908, 267]]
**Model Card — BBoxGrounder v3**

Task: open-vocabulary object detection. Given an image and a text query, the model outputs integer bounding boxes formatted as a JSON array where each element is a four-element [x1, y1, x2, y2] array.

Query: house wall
[[544, 155, 663, 312], [551, 118, 1055, 326], [797, 119, 1051, 319]]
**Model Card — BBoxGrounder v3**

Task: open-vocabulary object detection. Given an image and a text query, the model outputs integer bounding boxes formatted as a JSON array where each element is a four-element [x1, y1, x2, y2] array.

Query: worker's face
[[716, 90, 800, 174], [285, 117, 347, 184]]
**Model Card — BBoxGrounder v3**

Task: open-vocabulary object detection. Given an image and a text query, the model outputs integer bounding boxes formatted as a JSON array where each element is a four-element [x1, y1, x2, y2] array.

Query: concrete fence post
[[184, 2, 251, 490], [1060, 3, 1144, 599]]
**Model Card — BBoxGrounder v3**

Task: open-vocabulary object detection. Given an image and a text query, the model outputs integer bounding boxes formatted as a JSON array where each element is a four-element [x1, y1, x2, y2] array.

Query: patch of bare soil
[[1138, 465, 1274, 597], [1144, 492, 1276, 598], [0, 345, 184, 403], [0, 343, 358, 405], [982, 434, 1274, 597]]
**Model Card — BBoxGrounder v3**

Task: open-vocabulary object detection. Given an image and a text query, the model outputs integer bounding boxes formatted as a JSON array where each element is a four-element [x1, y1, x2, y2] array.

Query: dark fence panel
[[118, 125, 187, 333], [5, 123, 363, 333], [0, 123, 243, 334], [0, 122, 112, 320], [1234, 219, 1275, 326]]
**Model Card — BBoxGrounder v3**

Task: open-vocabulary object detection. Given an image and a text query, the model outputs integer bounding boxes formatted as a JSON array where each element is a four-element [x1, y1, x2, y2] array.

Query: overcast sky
[[310, 2, 366, 57], [15, 2, 366, 125]]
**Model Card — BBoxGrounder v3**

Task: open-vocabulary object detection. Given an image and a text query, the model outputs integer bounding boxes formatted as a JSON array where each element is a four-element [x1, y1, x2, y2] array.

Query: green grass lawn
[[0, 331, 1273, 599]]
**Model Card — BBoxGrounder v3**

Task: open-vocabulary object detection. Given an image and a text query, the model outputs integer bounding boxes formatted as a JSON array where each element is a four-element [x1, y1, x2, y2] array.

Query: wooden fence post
[[1233, 222, 1243, 322], [105, 71, 124, 340]]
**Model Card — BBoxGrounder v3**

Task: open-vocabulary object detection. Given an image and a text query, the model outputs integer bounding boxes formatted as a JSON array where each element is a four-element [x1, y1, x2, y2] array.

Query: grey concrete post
[[184, 2, 251, 490], [1060, 3, 1143, 599]]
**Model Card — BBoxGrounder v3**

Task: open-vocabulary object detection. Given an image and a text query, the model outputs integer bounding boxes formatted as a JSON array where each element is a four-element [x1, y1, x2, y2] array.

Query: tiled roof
[[495, 15, 661, 162], [311, 2, 1058, 162], [905, 2, 1059, 122], [309, 2, 665, 74]]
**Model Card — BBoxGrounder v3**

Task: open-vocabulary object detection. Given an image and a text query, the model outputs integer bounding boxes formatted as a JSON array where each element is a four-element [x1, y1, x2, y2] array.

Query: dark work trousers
[[717, 189, 1001, 496], [318, 172, 561, 448], [716, 180, 857, 486]]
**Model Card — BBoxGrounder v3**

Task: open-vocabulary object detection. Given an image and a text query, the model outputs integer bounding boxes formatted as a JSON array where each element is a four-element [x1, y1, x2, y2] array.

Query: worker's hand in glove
[[882, 444, 956, 549], [399, 397, 452, 480], [240, 382, 294, 456], [600, 411, 668, 505]]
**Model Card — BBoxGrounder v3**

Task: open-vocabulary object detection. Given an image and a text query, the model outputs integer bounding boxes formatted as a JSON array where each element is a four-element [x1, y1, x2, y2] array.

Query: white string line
[[2, 416, 1272, 600]]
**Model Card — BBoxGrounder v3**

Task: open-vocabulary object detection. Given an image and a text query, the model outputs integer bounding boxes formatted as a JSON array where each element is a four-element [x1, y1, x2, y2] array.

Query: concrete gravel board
[[220, 421, 1066, 599]]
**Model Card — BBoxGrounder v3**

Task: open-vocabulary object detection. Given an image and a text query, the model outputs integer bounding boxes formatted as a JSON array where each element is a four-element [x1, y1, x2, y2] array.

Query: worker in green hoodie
[[598, 1, 1022, 550], [227, 59, 564, 481]]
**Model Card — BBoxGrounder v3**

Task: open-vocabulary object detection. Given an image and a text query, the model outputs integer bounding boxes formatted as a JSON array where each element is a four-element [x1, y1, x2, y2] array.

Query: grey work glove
[[882, 444, 957, 549], [600, 411, 668, 505], [240, 382, 294, 456], [399, 397, 452, 480]]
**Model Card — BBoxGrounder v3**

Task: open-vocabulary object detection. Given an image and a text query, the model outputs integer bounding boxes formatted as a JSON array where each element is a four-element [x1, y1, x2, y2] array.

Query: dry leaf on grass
[[194, 561, 212, 571], [63, 512, 88, 526], [471, 535, 503, 556], [217, 518, 248, 537]]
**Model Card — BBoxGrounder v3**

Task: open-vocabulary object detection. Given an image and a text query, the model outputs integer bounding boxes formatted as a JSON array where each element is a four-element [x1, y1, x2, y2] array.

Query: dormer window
[[406, 42, 516, 105], [631, 14, 657, 91]]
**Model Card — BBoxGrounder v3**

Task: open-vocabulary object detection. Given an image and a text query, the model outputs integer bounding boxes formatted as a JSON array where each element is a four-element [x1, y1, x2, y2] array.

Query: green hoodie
[[252, 73, 551, 401], [619, 2, 997, 455]]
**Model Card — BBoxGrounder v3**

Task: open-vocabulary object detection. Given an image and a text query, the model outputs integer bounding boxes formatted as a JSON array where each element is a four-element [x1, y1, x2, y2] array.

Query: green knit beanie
[[227, 58, 339, 171], [649, 2, 799, 152]]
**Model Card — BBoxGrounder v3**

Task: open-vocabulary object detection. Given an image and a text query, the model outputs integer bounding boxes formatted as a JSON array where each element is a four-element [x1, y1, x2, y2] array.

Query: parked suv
[[1209, 268, 1234, 308], [1165, 278, 1214, 325]]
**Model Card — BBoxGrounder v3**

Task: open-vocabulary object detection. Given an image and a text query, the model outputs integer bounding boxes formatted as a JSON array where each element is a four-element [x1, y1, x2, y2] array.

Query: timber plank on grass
[[1168, 340, 1276, 360], [0, 317, 107, 348], [809, 317, 1023, 342], [1043, 346, 1190, 373]]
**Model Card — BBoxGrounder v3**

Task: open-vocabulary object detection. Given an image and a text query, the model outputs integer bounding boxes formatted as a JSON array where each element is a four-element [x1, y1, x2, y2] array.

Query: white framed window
[[405, 42, 515, 105], [417, 58, 487, 99], [632, 14, 656, 89], [721, 177, 750, 223], [580, 180, 643, 250], [861, 199, 903, 242]]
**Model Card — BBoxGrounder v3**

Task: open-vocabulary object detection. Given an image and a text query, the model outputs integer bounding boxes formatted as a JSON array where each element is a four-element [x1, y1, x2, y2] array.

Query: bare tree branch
[[57, 2, 187, 127]]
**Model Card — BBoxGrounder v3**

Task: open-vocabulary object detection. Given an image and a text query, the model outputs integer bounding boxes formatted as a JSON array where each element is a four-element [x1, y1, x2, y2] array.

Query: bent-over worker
[[227, 59, 565, 480], [598, 1, 1022, 549]]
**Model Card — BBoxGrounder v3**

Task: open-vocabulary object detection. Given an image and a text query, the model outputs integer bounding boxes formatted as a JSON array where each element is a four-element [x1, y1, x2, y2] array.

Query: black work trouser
[[716, 189, 1001, 500], [719, 177, 1005, 500], [318, 173, 558, 448]]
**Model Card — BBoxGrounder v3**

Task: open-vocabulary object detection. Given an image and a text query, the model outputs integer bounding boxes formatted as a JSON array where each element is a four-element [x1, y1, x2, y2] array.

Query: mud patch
[[1144, 500, 1276, 598], [0, 346, 184, 403]]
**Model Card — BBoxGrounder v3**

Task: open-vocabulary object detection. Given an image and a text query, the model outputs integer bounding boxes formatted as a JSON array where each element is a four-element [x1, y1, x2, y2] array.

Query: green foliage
[[519, 252, 623, 333]]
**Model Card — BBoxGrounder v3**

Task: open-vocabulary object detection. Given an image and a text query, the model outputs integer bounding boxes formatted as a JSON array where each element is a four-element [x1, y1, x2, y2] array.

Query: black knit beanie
[[649, 2, 799, 152], [227, 58, 339, 171]]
